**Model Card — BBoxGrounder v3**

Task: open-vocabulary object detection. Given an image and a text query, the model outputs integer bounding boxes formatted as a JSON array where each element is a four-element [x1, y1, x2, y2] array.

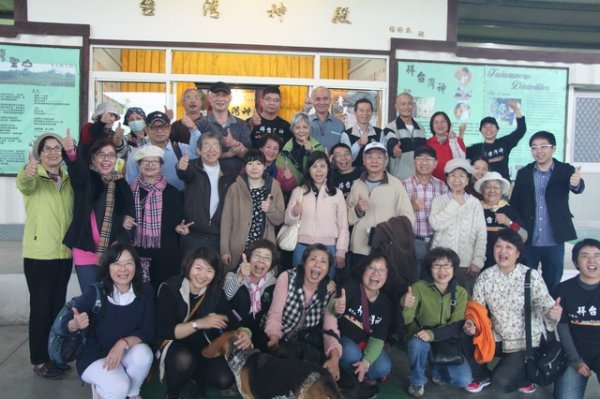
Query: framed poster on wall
[[0, 44, 80, 175], [396, 60, 568, 177]]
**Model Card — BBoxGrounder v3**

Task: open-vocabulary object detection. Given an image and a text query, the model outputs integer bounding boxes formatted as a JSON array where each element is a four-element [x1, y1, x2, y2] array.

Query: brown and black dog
[[202, 330, 342, 399]]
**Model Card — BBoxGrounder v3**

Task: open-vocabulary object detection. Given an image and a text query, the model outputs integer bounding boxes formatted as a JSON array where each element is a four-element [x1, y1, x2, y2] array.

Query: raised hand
[[25, 151, 38, 178], [181, 111, 195, 130], [250, 111, 261, 126], [177, 154, 189, 171], [356, 196, 369, 213], [546, 297, 562, 323], [175, 219, 194, 235], [114, 122, 124, 140], [334, 288, 346, 315], [358, 134, 368, 146], [222, 128, 235, 147], [69, 307, 89, 331], [402, 286, 415, 308], [291, 199, 302, 217], [237, 253, 251, 280], [570, 166, 582, 188], [392, 142, 402, 158], [411, 194, 424, 211], [62, 128, 75, 152], [100, 111, 113, 126], [122, 215, 137, 230], [261, 194, 273, 213], [164, 105, 174, 121], [282, 159, 293, 180]]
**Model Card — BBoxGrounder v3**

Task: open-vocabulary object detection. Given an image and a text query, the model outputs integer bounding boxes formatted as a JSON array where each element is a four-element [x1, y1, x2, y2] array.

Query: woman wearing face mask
[[426, 111, 466, 181], [63, 138, 136, 292], [123, 107, 149, 153]]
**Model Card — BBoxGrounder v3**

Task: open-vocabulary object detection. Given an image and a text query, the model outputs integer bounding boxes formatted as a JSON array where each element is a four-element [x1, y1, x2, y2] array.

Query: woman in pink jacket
[[284, 151, 349, 279]]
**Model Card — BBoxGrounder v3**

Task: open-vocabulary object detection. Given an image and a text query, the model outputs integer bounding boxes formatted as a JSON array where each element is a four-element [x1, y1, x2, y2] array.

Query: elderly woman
[[275, 112, 324, 192], [122, 107, 148, 152], [429, 158, 487, 294], [475, 171, 527, 269], [223, 239, 279, 350], [284, 151, 349, 277], [335, 252, 396, 397], [63, 138, 135, 291], [67, 242, 155, 399], [220, 149, 285, 270], [130, 145, 190, 291], [258, 133, 296, 192], [17, 132, 73, 379], [264, 243, 342, 380], [156, 246, 252, 399], [425, 111, 466, 181], [463, 229, 562, 394], [401, 247, 472, 398]]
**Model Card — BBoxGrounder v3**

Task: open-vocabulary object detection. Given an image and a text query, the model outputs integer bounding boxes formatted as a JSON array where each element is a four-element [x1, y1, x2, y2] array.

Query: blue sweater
[[73, 282, 156, 375]]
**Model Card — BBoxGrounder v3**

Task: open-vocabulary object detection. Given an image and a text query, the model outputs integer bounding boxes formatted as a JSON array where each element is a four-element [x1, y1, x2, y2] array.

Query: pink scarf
[[131, 173, 167, 248], [248, 276, 268, 316]]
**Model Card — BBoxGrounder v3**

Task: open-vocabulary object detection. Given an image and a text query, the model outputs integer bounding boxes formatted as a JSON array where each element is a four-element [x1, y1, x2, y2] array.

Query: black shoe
[[359, 383, 379, 399], [33, 362, 63, 379], [53, 362, 72, 372]]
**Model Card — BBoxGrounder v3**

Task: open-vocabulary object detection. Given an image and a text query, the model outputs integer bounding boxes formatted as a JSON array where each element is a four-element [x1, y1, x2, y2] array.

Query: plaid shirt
[[402, 175, 448, 237]]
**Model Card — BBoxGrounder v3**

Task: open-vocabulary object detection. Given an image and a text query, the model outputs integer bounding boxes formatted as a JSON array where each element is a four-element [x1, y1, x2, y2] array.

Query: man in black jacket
[[510, 131, 584, 295]]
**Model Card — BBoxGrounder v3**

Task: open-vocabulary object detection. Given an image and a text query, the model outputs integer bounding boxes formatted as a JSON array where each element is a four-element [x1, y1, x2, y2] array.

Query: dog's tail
[[300, 371, 343, 399]]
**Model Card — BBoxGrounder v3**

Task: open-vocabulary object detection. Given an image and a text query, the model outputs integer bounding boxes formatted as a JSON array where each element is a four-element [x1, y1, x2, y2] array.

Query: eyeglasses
[[484, 185, 502, 191], [263, 96, 281, 103], [110, 260, 135, 269], [530, 144, 554, 151], [140, 159, 161, 166], [431, 263, 453, 270], [251, 252, 272, 262], [95, 152, 116, 160], [366, 265, 387, 275], [578, 253, 600, 260], [414, 156, 436, 163], [201, 143, 221, 150], [149, 124, 170, 132], [333, 152, 351, 159], [42, 145, 63, 153]]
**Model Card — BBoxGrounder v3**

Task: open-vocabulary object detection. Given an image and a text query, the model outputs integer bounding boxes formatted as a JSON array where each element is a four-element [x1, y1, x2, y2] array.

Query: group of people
[[18, 83, 597, 399]]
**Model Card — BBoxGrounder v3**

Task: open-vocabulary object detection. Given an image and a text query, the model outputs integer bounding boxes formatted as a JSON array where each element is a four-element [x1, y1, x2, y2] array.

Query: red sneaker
[[465, 378, 491, 393], [518, 384, 537, 394]]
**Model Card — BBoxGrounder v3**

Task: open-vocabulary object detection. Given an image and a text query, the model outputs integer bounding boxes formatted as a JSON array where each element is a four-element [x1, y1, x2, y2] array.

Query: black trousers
[[23, 258, 72, 365]]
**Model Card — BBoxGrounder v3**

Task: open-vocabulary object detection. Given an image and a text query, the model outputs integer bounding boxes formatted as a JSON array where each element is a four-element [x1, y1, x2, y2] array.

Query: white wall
[[27, 0, 448, 50]]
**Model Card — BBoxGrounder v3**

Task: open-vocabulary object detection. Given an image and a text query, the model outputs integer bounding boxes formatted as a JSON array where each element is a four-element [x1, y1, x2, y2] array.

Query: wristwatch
[[191, 321, 199, 330]]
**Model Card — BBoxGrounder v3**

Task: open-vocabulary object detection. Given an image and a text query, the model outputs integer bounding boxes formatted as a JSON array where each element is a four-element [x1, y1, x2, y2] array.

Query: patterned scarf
[[131, 172, 167, 248], [248, 276, 268, 317], [91, 165, 123, 262]]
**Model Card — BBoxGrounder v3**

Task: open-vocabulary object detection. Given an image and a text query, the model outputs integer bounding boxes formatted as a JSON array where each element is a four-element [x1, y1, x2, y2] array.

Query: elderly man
[[170, 87, 204, 145], [126, 111, 198, 191], [305, 86, 345, 151], [196, 81, 252, 173], [383, 93, 426, 180], [176, 131, 237, 257]]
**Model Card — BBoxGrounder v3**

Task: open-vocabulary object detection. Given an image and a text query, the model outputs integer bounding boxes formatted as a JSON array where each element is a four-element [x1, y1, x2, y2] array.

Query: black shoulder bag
[[427, 289, 464, 366], [524, 269, 567, 385]]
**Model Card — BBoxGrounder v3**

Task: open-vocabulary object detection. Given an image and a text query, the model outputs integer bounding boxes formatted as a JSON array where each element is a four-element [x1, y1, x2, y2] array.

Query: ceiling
[[457, 0, 600, 50]]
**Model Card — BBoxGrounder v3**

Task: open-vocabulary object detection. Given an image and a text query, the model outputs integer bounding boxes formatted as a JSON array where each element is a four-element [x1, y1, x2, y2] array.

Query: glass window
[[93, 48, 166, 73], [321, 56, 387, 81], [93, 81, 167, 122]]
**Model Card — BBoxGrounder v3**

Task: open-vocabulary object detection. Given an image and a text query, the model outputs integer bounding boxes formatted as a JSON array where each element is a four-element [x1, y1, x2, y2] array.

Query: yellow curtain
[[121, 50, 349, 122]]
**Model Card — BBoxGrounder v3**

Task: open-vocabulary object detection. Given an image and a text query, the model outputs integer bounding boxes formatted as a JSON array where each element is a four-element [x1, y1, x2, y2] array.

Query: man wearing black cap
[[126, 111, 198, 191], [466, 100, 526, 180], [196, 81, 252, 173]]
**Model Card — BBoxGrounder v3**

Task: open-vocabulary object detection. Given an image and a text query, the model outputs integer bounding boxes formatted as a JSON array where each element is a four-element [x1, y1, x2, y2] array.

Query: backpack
[[48, 283, 103, 366]]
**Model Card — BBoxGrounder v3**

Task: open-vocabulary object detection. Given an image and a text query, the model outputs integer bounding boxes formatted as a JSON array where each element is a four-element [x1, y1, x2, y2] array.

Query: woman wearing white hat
[[475, 171, 527, 269], [130, 145, 192, 291], [429, 158, 487, 294]]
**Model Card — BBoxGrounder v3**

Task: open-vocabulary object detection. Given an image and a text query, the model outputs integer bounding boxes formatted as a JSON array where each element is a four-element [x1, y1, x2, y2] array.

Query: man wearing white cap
[[347, 142, 415, 263]]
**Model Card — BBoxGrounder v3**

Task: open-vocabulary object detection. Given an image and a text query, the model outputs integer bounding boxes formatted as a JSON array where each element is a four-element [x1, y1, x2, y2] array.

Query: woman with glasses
[[130, 145, 191, 291], [474, 171, 527, 270], [223, 239, 279, 351], [429, 158, 487, 294], [67, 242, 155, 399], [64, 138, 135, 291], [401, 247, 472, 398]]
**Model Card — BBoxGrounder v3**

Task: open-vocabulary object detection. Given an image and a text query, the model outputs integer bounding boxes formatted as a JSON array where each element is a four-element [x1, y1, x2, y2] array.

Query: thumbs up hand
[[177, 154, 189, 171], [402, 286, 416, 308], [69, 307, 89, 332], [62, 128, 75, 152], [334, 288, 346, 315], [25, 151, 38, 178], [261, 194, 273, 213], [291, 199, 302, 217], [411, 194, 424, 211], [164, 105, 174, 121], [546, 297, 562, 323], [570, 166, 582, 188], [114, 122, 124, 140], [238, 253, 251, 278], [357, 196, 369, 213], [282, 158, 293, 180], [181, 111, 195, 130]]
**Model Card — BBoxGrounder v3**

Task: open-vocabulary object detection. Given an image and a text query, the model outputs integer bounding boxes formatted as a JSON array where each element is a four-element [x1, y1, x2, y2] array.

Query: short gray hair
[[290, 112, 311, 135]]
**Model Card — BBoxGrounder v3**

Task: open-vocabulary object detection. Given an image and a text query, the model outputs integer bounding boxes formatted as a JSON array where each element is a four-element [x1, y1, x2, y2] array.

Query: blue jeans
[[524, 243, 564, 296], [554, 360, 600, 399], [339, 336, 392, 380], [75, 264, 99, 293], [406, 336, 472, 387], [293, 243, 337, 280]]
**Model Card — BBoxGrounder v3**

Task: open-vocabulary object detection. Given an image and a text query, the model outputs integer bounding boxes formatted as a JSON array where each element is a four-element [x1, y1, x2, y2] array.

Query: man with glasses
[[554, 238, 600, 399], [330, 143, 364, 198], [511, 130, 585, 295], [247, 86, 292, 148], [402, 146, 448, 278], [126, 111, 198, 191], [466, 100, 526, 180]]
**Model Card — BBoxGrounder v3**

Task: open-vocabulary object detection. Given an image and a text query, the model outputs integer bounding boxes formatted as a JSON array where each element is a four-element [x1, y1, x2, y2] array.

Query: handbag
[[523, 269, 567, 386], [427, 289, 464, 366], [277, 190, 302, 251]]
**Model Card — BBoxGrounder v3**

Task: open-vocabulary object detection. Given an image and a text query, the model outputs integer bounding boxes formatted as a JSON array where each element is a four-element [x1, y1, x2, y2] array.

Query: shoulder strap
[[171, 140, 183, 160], [91, 282, 103, 314], [359, 283, 372, 335], [524, 269, 534, 358]]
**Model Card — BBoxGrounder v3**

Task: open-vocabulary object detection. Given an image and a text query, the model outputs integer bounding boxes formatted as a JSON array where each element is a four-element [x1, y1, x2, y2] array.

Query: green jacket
[[401, 279, 467, 341], [16, 164, 73, 260], [275, 137, 323, 187]]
